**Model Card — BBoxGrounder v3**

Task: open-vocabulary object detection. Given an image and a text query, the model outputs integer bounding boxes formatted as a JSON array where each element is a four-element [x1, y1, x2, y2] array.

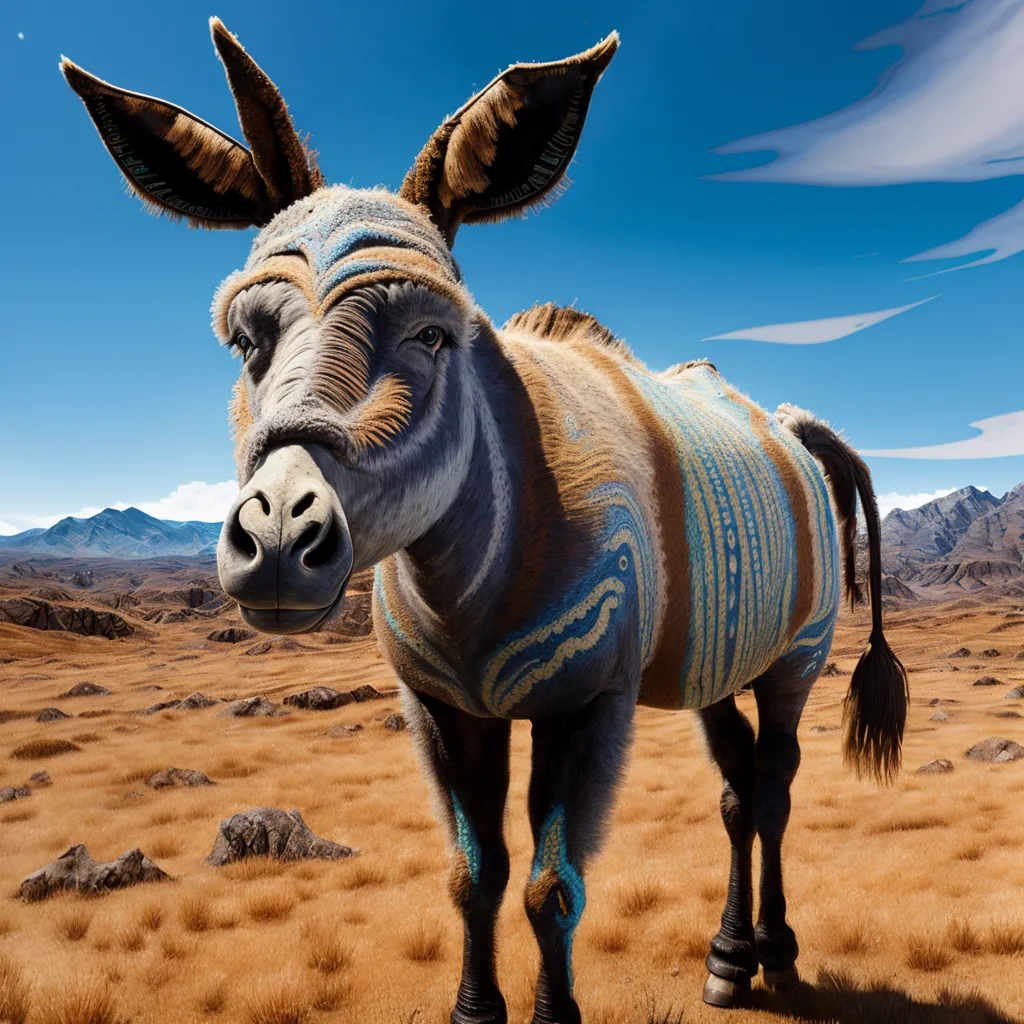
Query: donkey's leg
[[525, 692, 634, 1024], [752, 663, 813, 990], [404, 690, 512, 1024], [699, 695, 758, 1007]]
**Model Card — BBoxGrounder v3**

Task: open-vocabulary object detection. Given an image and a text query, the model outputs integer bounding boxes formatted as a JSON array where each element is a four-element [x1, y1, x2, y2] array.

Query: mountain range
[[0, 507, 221, 559]]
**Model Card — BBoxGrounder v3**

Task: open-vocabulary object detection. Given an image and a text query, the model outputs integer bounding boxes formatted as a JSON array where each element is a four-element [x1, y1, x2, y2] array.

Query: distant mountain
[[0, 508, 222, 559], [880, 484, 1024, 599]]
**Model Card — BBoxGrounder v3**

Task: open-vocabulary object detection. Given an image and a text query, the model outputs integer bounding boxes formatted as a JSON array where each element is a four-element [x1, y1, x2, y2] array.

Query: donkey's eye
[[413, 325, 446, 353], [233, 333, 255, 361]]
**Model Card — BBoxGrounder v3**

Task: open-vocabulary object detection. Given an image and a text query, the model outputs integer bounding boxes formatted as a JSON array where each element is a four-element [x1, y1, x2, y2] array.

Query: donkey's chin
[[238, 605, 333, 634]]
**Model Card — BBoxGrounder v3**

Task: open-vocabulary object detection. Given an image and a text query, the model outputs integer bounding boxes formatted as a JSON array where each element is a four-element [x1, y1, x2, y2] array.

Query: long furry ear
[[399, 32, 619, 245], [61, 58, 273, 229], [209, 17, 323, 208]]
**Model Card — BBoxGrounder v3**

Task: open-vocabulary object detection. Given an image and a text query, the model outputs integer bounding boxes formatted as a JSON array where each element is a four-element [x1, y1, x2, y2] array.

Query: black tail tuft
[[776, 403, 908, 784]]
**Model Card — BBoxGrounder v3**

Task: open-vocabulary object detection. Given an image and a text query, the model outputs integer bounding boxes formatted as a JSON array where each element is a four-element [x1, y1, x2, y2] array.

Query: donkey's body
[[64, 23, 907, 1023]]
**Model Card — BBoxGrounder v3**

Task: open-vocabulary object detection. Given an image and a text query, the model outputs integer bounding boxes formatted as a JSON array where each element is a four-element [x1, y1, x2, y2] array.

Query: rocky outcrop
[[205, 808, 357, 865], [917, 759, 954, 774], [139, 691, 218, 715], [18, 844, 170, 901], [217, 696, 284, 717], [966, 737, 1024, 763], [146, 768, 215, 789], [60, 682, 111, 697], [244, 635, 316, 656], [207, 627, 256, 644], [0, 598, 144, 639], [973, 676, 1001, 687], [0, 785, 31, 803], [949, 648, 971, 659], [1005, 686, 1024, 699], [283, 686, 353, 711], [37, 707, 71, 722]]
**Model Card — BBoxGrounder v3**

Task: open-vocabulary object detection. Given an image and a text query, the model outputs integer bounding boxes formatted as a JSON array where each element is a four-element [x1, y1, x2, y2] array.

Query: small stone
[[810, 724, 839, 734], [930, 711, 949, 722], [981, 649, 1001, 658], [1005, 686, 1024, 699], [966, 737, 1024, 762], [928, 698, 960, 706], [59, 682, 111, 698], [382, 713, 406, 731], [973, 676, 1001, 687], [205, 807, 357, 865], [0, 786, 32, 803], [283, 686, 353, 711], [36, 707, 71, 723], [178, 692, 218, 710], [917, 759, 954, 774], [29, 771, 52, 786], [217, 696, 284, 718], [146, 768, 215, 789], [350, 685, 385, 703], [207, 627, 257, 644], [18, 844, 170, 901], [328, 723, 363, 739], [949, 648, 971, 659]]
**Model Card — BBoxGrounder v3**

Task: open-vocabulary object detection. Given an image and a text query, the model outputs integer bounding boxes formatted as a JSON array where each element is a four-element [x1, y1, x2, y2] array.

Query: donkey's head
[[63, 19, 617, 632]]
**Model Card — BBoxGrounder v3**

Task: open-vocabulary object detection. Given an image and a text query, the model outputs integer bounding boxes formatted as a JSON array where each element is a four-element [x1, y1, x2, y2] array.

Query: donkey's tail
[[775, 403, 908, 784]]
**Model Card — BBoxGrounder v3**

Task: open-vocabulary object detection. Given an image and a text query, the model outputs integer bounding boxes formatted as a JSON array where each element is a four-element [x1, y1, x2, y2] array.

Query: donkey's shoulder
[[501, 303, 642, 367]]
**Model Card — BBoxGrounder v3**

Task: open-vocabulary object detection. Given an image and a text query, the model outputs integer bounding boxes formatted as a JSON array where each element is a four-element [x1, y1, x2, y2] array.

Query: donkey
[[63, 21, 907, 1022]]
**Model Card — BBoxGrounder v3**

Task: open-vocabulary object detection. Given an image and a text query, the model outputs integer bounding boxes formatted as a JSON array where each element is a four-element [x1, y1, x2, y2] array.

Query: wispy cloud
[[0, 480, 238, 535], [703, 296, 935, 344], [860, 410, 1024, 458], [875, 487, 961, 519], [903, 198, 1024, 277], [713, 0, 1024, 272]]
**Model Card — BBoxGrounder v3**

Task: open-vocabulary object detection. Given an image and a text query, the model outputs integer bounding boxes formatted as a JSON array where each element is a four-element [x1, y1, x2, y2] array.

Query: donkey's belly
[[628, 366, 840, 710]]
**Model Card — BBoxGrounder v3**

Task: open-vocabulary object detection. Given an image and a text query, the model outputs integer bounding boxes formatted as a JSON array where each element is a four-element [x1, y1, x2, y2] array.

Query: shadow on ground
[[741, 968, 1019, 1024]]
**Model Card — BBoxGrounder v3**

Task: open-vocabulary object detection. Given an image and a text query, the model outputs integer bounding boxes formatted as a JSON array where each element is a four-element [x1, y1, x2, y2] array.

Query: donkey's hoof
[[703, 973, 751, 1008], [762, 965, 799, 991]]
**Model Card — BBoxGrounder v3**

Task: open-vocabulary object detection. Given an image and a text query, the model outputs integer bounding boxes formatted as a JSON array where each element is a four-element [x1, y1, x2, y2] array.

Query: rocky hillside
[[0, 508, 221, 559], [879, 484, 1024, 601]]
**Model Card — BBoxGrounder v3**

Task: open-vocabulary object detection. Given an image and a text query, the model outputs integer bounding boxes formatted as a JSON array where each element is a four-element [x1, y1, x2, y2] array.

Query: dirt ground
[[1, 597, 1023, 1024]]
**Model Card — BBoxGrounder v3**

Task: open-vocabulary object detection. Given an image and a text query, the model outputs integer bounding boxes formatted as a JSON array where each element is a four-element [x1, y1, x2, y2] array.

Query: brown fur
[[163, 115, 260, 199], [503, 303, 642, 366], [347, 375, 413, 453], [523, 866, 561, 917]]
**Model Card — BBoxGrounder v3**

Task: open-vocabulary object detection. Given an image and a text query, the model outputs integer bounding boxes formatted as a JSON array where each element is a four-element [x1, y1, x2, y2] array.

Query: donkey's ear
[[209, 17, 323, 208], [399, 32, 618, 245], [61, 58, 274, 228]]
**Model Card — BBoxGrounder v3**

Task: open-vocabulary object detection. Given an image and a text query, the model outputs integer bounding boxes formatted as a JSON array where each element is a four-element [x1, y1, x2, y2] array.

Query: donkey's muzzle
[[217, 444, 353, 634]]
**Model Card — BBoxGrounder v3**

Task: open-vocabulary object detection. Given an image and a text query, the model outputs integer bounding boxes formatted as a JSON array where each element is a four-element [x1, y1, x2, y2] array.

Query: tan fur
[[311, 291, 377, 414], [503, 303, 642, 366], [212, 256, 317, 339], [346, 375, 413, 453], [228, 377, 254, 468], [164, 115, 260, 199], [524, 866, 561, 916], [446, 855, 474, 909]]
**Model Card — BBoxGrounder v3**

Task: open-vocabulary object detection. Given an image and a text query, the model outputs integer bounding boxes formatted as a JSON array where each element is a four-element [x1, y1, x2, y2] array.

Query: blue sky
[[2, 0, 1022, 530]]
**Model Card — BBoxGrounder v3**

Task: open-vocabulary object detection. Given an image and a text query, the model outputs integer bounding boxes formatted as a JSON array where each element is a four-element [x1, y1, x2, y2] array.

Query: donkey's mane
[[502, 303, 641, 366]]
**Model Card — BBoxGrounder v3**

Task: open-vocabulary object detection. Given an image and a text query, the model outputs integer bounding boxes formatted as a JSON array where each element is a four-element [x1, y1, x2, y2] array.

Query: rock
[[820, 662, 844, 677], [207, 627, 257, 644], [179, 692, 218, 710], [283, 686, 353, 711], [350, 684, 386, 703], [0, 785, 32, 803], [928, 698, 961, 706], [973, 676, 1001, 687], [947, 665, 960, 672], [139, 699, 181, 715], [60, 682, 111, 698], [949, 648, 971, 659], [930, 711, 950, 721], [981, 649, 1001, 658], [244, 636, 316, 656], [17, 844, 170, 901], [382, 713, 406, 731], [809, 724, 839, 734], [0, 598, 144, 640], [36, 707, 72, 723], [917, 759, 954, 774], [1016, 651, 1024, 661], [966, 737, 1024, 763], [328, 723, 363, 738], [205, 808, 356, 865], [1005, 686, 1024, 699], [29, 771, 52, 786], [146, 768, 215, 789], [217, 695, 284, 718]]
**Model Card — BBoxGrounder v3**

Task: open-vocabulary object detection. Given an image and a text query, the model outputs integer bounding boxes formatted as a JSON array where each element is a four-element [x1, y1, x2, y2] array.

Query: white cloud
[[702, 296, 935, 344], [903, 197, 1024, 277], [0, 480, 238, 535], [860, 410, 1024, 458], [874, 487, 959, 519], [713, 0, 1024, 273]]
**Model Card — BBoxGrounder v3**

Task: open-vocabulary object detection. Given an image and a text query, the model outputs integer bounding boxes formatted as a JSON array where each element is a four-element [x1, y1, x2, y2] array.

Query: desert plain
[[1, 561, 1023, 1024]]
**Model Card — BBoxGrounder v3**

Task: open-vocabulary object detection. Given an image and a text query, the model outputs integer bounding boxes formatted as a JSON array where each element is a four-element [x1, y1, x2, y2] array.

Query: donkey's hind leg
[[403, 689, 512, 1024], [699, 695, 758, 1007], [526, 691, 635, 1024], [751, 659, 814, 990]]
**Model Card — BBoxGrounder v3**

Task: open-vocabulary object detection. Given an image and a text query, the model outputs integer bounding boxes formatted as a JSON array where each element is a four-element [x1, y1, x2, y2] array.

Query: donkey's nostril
[[302, 517, 341, 569], [291, 492, 316, 518], [257, 492, 271, 516], [228, 509, 258, 559]]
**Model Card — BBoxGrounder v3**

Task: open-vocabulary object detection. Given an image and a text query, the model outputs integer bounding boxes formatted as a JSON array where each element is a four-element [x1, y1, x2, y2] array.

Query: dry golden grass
[[1, 599, 1023, 1021], [10, 738, 80, 760]]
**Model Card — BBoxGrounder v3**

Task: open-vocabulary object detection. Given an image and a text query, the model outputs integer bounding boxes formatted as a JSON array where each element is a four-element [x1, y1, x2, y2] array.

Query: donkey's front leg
[[526, 692, 634, 1024], [404, 690, 512, 1024]]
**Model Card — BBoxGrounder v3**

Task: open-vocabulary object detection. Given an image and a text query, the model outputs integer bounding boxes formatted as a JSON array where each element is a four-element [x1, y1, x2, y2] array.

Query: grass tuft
[[11, 739, 81, 760], [401, 922, 444, 963], [55, 907, 92, 943], [0, 953, 30, 1024], [615, 878, 665, 918], [905, 936, 953, 972]]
